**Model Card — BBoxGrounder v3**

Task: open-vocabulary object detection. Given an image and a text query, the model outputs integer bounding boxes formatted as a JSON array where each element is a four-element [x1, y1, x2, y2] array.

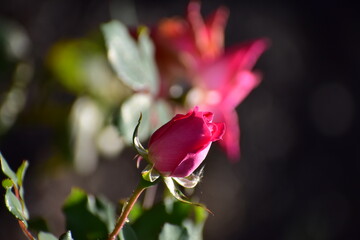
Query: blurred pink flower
[[153, 1, 227, 68], [187, 40, 267, 160], [155, 1, 228, 61], [152, 1, 268, 161], [148, 107, 225, 177], [152, 1, 228, 95]]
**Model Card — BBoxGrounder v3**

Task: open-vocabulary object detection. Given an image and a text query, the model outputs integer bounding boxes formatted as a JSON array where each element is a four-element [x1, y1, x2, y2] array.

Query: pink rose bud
[[148, 107, 225, 177]]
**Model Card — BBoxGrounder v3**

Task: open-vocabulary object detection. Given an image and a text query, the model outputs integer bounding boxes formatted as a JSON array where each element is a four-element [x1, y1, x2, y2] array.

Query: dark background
[[0, 0, 358, 239]]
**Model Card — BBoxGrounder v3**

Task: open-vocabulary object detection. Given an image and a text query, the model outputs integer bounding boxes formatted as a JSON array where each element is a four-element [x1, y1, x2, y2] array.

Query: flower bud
[[148, 107, 225, 177]]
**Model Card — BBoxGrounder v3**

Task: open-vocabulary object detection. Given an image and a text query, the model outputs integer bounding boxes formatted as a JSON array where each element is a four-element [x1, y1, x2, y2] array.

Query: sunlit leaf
[[63, 188, 109, 240], [101, 20, 159, 95], [132, 199, 193, 240], [16, 160, 29, 202], [87, 195, 116, 233], [21, 202, 30, 225], [16, 160, 28, 187], [120, 223, 138, 240], [183, 219, 203, 240], [119, 93, 152, 144], [137, 27, 159, 95], [0, 153, 18, 185], [163, 198, 192, 223], [48, 39, 127, 105], [59, 231, 74, 240], [159, 223, 189, 240], [193, 206, 208, 225], [4, 188, 27, 226], [152, 100, 172, 129], [182, 206, 208, 240], [48, 40, 88, 92], [70, 97, 104, 175], [128, 202, 143, 222], [38, 232, 58, 240], [131, 203, 168, 240]]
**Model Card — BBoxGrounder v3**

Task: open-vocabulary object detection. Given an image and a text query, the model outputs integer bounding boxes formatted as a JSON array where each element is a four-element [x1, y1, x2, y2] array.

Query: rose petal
[[221, 71, 261, 110], [171, 143, 212, 177], [219, 110, 241, 161], [209, 122, 226, 141]]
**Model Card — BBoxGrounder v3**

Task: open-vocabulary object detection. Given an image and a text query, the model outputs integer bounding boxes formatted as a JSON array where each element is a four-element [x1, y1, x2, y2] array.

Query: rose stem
[[14, 185, 35, 240], [107, 183, 148, 240]]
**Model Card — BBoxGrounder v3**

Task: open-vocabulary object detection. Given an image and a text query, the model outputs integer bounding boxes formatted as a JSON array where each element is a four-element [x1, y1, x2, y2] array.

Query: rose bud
[[147, 107, 225, 177]]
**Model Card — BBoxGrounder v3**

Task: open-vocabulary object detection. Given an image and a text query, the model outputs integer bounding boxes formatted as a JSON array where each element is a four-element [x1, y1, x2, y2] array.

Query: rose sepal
[[141, 164, 161, 183], [163, 176, 212, 214], [173, 166, 204, 188], [132, 113, 149, 160]]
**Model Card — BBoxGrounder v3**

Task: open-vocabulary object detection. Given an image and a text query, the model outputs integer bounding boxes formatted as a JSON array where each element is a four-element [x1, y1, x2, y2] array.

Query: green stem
[[14, 185, 35, 240], [108, 178, 155, 240]]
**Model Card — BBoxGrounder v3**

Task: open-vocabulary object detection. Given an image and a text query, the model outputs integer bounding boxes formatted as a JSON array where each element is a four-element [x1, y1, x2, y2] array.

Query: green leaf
[[48, 41, 87, 92], [59, 231, 74, 240], [101, 21, 159, 95], [183, 220, 203, 240], [1, 156, 30, 223], [0, 153, 18, 185], [20, 199, 30, 220], [49, 39, 126, 105], [38, 231, 58, 240], [119, 93, 152, 144], [4, 188, 27, 226], [193, 206, 208, 225], [159, 223, 189, 240], [28, 216, 50, 233], [120, 223, 138, 240], [16, 160, 29, 202], [2, 178, 13, 189], [48, 40, 103, 94], [180, 205, 208, 240], [16, 160, 28, 187], [132, 203, 169, 240], [137, 27, 159, 94], [62, 188, 110, 240], [132, 200, 193, 240], [182, 207, 208, 240], [87, 195, 116, 233], [128, 202, 143, 222]]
